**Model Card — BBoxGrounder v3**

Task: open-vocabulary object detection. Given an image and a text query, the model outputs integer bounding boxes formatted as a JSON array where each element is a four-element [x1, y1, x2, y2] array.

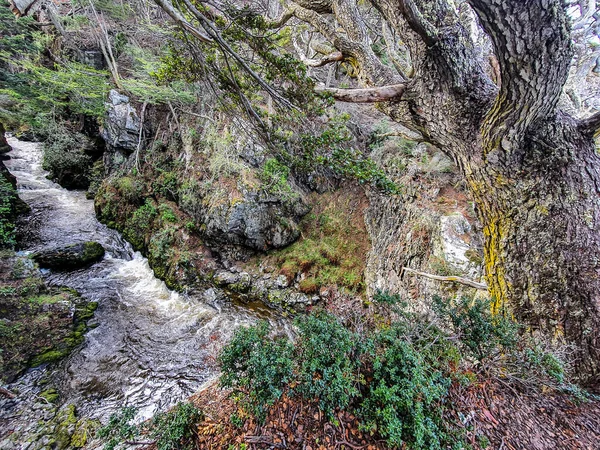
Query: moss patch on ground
[[255, 186, 370, 294], [0, 253, 97, 383]]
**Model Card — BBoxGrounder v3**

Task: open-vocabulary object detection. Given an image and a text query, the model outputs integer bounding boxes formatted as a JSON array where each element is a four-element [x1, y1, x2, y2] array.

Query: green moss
[[82, 241, 105, 262], [39, 388, 60, 403], [30, 349, 68, 367], [54, 404, 78, 449]]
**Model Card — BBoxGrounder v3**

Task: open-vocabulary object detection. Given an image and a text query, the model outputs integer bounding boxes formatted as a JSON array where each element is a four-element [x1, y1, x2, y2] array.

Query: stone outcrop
[[199, 193, 310, 252], [100, 90, 141, 170], [32, 241, 105, 270]]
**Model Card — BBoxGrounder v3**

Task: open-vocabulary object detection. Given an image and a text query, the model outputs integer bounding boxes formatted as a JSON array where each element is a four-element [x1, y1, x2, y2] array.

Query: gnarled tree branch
[[580, 111, 600, 137], [315, 83, 406, 102], [467, 0, 573, 148]]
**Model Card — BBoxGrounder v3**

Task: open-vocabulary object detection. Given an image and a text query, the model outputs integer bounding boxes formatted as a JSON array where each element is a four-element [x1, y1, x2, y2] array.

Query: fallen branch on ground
[[402, 267, 488, 290]]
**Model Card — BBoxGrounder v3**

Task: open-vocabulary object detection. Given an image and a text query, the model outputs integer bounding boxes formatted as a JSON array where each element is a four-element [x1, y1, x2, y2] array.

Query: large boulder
[[100, 90, 141, 154], [32, 242, 105, 270]]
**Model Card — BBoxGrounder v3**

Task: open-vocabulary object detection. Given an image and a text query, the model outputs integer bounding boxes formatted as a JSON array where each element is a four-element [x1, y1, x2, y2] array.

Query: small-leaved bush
[[97, 403, 201, 450], [149, 402, 202, 450], [432, 295, 519, 362], [218, 321, 294, 422], [219, 309, 462, 448], [259, 158, 294, 198], [0, 176, 17, 248], [220, 294, 584, 448], [293, 312, 361, 415], [96, 407, 138, 450]]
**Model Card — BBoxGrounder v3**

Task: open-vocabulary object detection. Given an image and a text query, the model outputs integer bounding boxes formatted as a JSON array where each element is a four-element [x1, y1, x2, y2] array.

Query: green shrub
[[0, 176, 17, 248], [294, 312, 362, 416], [152, 171, 179, 201], [96, 407, 138, 450], [259, 158, 294, 197], [358, 322, 457, 449], [149, 402, 202, 450], [432, 296, 519, 362], [115, 176, 144, 204], [41, 122, 94, 189], [218, 321, 294, 422], [123, 199, 157, 249]]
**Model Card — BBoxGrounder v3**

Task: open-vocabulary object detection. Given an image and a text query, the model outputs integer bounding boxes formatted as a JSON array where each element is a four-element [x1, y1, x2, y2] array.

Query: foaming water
[[1, 137, 286, 425]]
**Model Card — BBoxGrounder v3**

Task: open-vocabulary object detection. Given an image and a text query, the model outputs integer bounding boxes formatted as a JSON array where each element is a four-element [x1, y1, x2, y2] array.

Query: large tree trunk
[[466, 117, 600, 382]]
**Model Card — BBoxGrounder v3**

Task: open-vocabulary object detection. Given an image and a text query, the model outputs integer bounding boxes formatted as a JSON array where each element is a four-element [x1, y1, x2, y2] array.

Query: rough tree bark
[[295, 0, 600, 383]]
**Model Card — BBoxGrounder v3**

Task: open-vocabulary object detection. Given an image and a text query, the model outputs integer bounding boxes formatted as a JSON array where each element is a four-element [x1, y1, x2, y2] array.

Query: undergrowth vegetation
[[264, 189, 369, 293], [219, 293, 586, 449], [97, 402, 202, 450], [0, 176, 18, 248]]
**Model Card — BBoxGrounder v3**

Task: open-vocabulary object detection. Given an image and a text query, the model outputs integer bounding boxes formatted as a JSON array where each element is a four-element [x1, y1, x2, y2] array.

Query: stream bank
[[0, 137, 290, 449]]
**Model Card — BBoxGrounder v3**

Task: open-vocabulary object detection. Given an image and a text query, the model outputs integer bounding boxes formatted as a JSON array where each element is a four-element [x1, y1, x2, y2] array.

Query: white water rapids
[[0, 137, 286, 440]]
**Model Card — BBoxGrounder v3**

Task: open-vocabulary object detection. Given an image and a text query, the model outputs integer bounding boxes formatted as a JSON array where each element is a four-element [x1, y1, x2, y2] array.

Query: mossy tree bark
[[289, 0, 600, 382]]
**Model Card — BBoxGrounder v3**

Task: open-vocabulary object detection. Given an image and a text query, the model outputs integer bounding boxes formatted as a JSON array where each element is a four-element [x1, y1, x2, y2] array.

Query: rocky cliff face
[[91, 89, 485, 308]]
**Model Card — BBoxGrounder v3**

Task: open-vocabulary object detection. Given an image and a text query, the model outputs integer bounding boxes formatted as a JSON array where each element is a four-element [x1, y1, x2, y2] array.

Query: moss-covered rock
[[32, 241, 105, 270], [0, 254, 98, 382]]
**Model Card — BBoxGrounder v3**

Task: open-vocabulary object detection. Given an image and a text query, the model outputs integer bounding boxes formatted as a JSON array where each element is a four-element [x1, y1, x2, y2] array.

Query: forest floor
[[185, 379, 600, 450]]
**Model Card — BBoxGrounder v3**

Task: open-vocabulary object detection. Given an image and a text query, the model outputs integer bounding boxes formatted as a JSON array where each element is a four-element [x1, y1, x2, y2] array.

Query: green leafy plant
[[218, 321, 294, 422], [149, 402, 202, 450], [432, 296, 519, 362], [293, 312, 362, 416], [0, 176, 17, 248], [96, 407, 139, 450], [358, 322, 457, 449]]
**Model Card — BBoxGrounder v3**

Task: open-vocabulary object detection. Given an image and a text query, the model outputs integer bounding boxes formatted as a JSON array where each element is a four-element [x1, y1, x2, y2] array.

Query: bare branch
[[153, 0, 213, 43], [315, 83, 406, 103], [402, 267, 488, 290], [303, 51, 343, 67], [579, 111, 600, 137]]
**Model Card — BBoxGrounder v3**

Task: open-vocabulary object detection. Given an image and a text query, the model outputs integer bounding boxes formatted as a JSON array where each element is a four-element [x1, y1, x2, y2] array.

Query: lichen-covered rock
[[32, 241, 105, 270], [100, 90, 141, 154], [202, 193, 309, 251], [432, 212, 483, 278]]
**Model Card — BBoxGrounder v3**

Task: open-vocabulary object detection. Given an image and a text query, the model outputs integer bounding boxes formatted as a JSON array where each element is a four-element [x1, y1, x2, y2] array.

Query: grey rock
[[32, 242, 105, 270], [100, 90, 141, 153], [201, 193, 309, 251]]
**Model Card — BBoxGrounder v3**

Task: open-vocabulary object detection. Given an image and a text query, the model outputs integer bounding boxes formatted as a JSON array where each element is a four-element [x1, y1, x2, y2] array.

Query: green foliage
[[149, 402, 202, 450], [115, 176, 144, 204], [359, 322, 456, 449], [40, 121, 94, 189], [0, 176, 17, 248], [152, 171, 179, 201], [123, 199, 157, 249], [96, 407, 138, 450], [294, 312, 362, 416], [218, 321, 294, 422], [432, 296, 519, 362], [220, 308, 463, 448], [284, 114, 400, 194], [259, 158, 293, 197], [0, 0, 108, 127], [97, 402, 202, 450], [159, 203, 177, 223]]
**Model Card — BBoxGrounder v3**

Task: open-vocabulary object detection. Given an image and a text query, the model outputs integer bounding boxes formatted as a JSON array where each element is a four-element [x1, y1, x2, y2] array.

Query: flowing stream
[[0, 137, 287, 444]]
